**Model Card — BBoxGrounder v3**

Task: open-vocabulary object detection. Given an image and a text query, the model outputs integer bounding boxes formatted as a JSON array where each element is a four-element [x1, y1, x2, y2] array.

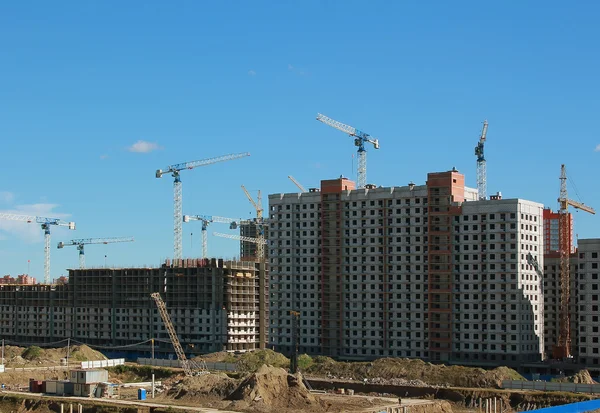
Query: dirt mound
[[306, 357, 524, 388], [4, 344, 106, 367], [68, 345, 107, 361], [235, 349, 290, 372], [555, 369, 597, 384], [197, 351, 230, 363], [227, 365, 324, 411], [168, 373, 238, 400]]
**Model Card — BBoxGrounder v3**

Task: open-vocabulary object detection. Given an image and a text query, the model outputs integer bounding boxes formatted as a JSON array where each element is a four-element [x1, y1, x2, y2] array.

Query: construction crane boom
[[212, 232, 268, 245], [316, 113, 379, 188], [290, 310, 300, 374], [555, 164, 595, 359], [156, 152, 250, 261], [150, 292, 206, 376], [288, 176, 307, 193], [0, 213, 75, 283], [57, 237, 134, 269], [183, 215, 239, 258], [474, 120, 488, 200]]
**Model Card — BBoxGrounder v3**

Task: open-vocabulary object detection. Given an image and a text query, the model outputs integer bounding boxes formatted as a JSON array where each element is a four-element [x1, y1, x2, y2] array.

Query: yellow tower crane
[[555, 164, 595, 359]]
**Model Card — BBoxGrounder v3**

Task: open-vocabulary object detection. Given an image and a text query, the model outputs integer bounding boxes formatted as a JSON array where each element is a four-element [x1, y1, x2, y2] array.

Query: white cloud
[[595, 144, 600, 152], [287, 63, 307, 76], [0, 191, 14, 204], [248, 70, 256, 76], [0, 203, 71, 244], [100, 154, 109, 160], [128, 140, 161, 153]]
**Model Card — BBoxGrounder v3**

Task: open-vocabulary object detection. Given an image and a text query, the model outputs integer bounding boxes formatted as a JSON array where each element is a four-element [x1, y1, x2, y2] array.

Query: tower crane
[[316, 113, 379, 188], [288, 176, 307, 193], [527, 252, 545, 352], [474, 120, 489, 200], [212, 232, 269, 245], [57, 237, 134, 269], [183, 215, 239, 259], [290, 310, 300, 374], [555, 164, 595, 359], [0, 213, 75, 284], [150, 292, 207, 376], [156, 152, 250, 261]]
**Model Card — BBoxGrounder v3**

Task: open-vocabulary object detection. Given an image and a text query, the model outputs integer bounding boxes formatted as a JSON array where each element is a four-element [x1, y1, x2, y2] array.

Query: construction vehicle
[[156, 152, 250, 260], [474, 120, 489, 200], [150, 292, 207, 376], [288, 176, 307, 193], [183, 215, 239, 258], [0, 213, 76, 283], [316, 113, 379, 188], [554, 164, 595, 359], [57, 237, 134, 269], [290, 310, 300, 374]]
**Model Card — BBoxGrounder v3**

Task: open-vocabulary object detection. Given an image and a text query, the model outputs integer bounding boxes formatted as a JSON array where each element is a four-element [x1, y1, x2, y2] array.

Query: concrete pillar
[[78, 404, 82, 413], [60, 404, 64, 413], [69, 404, 73, 413], [494, 397, 497, 413]]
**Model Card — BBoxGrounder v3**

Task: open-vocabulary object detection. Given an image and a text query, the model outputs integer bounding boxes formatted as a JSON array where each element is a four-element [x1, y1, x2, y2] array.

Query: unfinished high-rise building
[[268, 170, 545, 366], [0, 259, 261, 356]]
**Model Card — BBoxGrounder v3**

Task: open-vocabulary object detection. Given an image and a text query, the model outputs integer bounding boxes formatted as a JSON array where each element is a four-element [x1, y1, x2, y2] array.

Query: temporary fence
[[137, 357, 237, 372], [502, 380, 600, 394], [80, 359, 125, 369]]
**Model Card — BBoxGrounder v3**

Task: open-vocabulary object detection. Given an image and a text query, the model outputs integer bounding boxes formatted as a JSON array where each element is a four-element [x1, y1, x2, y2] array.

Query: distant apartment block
[[0, 259, 261, 356], [268, 170, 544, 366], [0, 274, 37, 285]]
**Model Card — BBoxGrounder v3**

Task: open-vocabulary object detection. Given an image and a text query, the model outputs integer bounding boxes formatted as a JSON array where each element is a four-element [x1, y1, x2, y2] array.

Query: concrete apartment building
[[0, 259, 260, 356], [268, 170, 545, 365], [575, 239, 600, 367]]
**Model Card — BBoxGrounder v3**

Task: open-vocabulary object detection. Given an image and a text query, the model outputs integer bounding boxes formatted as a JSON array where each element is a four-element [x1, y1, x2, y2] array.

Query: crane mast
[[555, 164, 595, 359], [474, 120, 488, 200], [316, 113, 379, 188], [156, 152, 250, 260], [0, 213, 75, 283], [57, 237, 135, 269], [527, 252, 545, 352], [150, 292, 206, 376], [183, 215, 238, 258]]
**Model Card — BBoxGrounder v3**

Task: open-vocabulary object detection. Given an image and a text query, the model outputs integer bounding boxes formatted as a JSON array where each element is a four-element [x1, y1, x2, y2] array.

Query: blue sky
[[1, 1, 599, 279]]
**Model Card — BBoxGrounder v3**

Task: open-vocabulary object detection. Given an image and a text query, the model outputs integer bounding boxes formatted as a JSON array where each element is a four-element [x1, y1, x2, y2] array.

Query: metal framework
[[212, 232, 268, 245], [183, 215, 238, 258], [150, 292, 206, 376], [555, 164, 595, 359], [316, 113, 379, 188], [156, 152, 250, 260], [474, 120, 488, 200], [57, 237, 134, 269], [0, 213, 76, 283], [288, 175, 307, 193]]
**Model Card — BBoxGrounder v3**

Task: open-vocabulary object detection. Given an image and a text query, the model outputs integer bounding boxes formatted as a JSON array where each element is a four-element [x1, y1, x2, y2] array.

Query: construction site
[[0, 115, 599, 413]]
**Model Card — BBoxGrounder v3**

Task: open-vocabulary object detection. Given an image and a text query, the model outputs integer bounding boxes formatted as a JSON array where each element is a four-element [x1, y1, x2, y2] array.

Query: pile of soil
[[306, 357, 524, 388], [555, 369, 597, 384], [168, 373, 238, 400], [4, 344, 106, 367], [227, 365, 324, 411]]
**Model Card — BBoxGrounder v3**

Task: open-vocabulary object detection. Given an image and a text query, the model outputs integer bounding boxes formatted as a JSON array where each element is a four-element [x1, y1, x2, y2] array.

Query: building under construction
[[0, 258, 262, 356], [268, 170, 545, 365]]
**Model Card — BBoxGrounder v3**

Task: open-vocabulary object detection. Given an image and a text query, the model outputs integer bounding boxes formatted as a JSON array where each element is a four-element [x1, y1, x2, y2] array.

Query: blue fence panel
[[528, 399, 600, 413]]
